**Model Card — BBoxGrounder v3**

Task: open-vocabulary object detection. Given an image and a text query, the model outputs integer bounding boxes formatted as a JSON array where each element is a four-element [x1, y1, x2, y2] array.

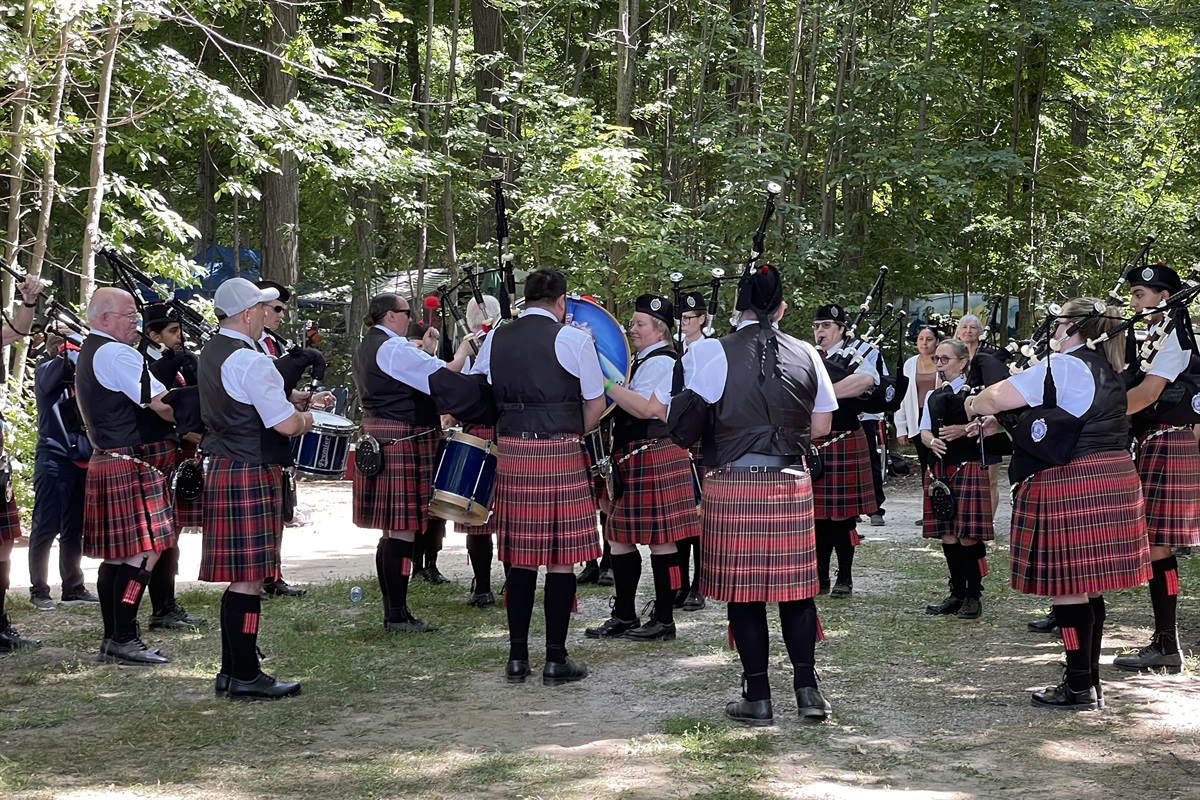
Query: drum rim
[[445, 429, 496, 454], [308, 410, 357, 431]]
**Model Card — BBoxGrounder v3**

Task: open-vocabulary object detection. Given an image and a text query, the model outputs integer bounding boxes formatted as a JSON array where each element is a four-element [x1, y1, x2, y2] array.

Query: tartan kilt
[[1010, 451, 1151, 597], [0, 494, 20, 542], [700, 470, 818, 603], [461, 423, 498, 537], [352, 417, 439, 533], [812, 428, 878, 520], [1136, 427, 1200, 547], [172, 446, 204, 531], [689, 442, 706, 488], [922, 462, 994, 541], [199, 456, 285, 583], [494, 437, 601, 567], [608, 439, 702, 545], [83, 441, 177, 560]]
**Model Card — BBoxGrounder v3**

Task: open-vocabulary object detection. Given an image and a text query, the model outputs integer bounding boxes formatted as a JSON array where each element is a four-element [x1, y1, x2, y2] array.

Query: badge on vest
[[884, 385, 896, 403], [1031, 418, 1048, 443], [1191, 393, 1200, 415]]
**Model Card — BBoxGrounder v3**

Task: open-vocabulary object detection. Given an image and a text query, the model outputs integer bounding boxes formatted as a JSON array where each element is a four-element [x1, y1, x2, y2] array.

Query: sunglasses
[[268, 305, 286, 314], [393, 307, 411, 316]]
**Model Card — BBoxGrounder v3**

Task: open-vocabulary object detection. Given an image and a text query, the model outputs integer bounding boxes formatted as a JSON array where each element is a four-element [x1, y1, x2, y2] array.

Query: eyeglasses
[[111, 311, 139, 323], [933, 355, 958, 364], [392, 307, 411, 316], [681, 314, 704, 322], [269, 305, 286, 314]]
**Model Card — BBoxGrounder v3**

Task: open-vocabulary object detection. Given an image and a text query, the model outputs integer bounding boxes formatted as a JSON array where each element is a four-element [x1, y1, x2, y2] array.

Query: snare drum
[[428, 430, 498, 526], [291, 411, 357, 480]]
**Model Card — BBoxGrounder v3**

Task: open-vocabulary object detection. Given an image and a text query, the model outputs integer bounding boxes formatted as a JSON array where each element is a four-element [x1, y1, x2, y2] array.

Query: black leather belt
[[725, 453, 799, 473], [512, 432, 578, 440]]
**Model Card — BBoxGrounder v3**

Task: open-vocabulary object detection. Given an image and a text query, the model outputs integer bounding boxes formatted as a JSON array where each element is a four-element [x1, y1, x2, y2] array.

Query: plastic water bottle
[[349, 585, 363, 603]]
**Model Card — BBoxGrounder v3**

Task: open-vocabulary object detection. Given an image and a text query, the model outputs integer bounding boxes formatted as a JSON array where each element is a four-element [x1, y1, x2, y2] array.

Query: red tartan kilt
[[689, 442, 706, 487], [173, 449, 204, 530], [1137, 427, 1200, 547], [352, 417, 439, 533], [1010, 451, 1151, 597], [609, 439, 702, 545], [700, 470, 817, 603], [493, 437, 601, 567], [922, 462, 994, 541], [0, 494, 20, 542], [200, 456, 285, 583], [83, 441, 177, 560], [812, 428, 878, 520], [460, 423, 498, 536]]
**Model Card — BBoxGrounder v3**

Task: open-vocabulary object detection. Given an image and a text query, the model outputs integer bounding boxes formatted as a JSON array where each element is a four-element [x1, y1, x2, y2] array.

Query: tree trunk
[[615, 0, 639, 127], [259, 1, 300, 291], [473, 0, 505, 248], [414, 0, 436, 298], [79, 0, 123, 304], [442, 0, 461, 303]]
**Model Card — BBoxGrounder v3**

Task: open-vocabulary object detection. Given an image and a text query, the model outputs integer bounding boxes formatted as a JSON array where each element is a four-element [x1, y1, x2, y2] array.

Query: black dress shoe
[[228, 672, 302, 701], [584, 615, 641, 639], [624, 619, 676, 641], [1031, 679, 1098, 711], [829, 580, 853, 599], [214, 673, 231, 696], [956, 597, 982, 620], [673, 587, 689, 609], [506, 659, 530, 684], [543, 657, 588, 686], [597, 568, 614, 587], [725, 698, 774, 726], [577, 563, 601, 585], [0, 615, 41, 652], [264, 580, 307, 598], [1027, 610, 1058, 633], [796, 686, 832, 721], [682, 589, 706, 611], [101, 637, 170, 666], [1112, 631, 1183, 673], [925, 595, 964, 615], [385, 606, 439, 633], [149, 603, 207, 630], [420, 566, 451, 585], [467, 591, 496, 608]]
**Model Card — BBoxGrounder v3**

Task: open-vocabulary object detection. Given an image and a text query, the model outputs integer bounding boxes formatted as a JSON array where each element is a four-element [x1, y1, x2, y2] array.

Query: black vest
[[821, 344, 862, 431], [707, 325, 818, 465], [613, 346, 677, 450], [199, 332, 292, 465], [75, 335, 172, 450], [926, 384, 978, 465], [491, 313, 584, 436], [352, 326, 439, 427]]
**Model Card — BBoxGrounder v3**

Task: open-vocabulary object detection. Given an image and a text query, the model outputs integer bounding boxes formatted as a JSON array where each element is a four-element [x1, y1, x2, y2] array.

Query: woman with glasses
[[679, 291, 709, 348], [895, 326, 941, 508], [968, 297, 1150, 711], [919, 339, 997, 620]]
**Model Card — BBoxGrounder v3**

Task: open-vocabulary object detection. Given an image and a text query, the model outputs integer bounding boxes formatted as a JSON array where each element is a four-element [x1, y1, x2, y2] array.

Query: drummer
[[587, 294, 700, 641], [351, 293, 473, 634]]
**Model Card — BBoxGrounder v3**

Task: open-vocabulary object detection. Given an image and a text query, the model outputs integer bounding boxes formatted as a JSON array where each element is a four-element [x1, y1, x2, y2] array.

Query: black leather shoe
[[386, 606, 439, 633], [101, 637, 170, 666], [214, 673, 231, 696], [420, 566, 451, 585], [829, 581, 853, 599], [956, 597, 983, 620], [585, 615, 641, 639], [725, 698, 774, 726], [624, 619, 676, 641], [577, 563, 601, 585], [1027, 610, 1058, 633], [597, 568, 614, 587], [543, 657, 588, 686], [1031, 679, 1098, 711], [0, 615, 41, 652], [925, 595, 963, 615], [467, 591, 496, 608], [264, 580, 307, 598], [682, 590, 706, 611], [228, 672, 302, 701], [817, 579, 830, 596], [506, 659, 530, 684], [1112, 631, 1183, 673], [673, 587, 689, 609], [796, 686, 832, 721], [149, 603, 207, 630]]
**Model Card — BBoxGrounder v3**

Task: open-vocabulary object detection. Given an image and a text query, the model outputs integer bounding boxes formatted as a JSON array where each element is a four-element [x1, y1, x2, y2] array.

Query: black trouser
[[414, 518, 446, 571], [28, 449, 87, 598], [860, 418, 886, 514]]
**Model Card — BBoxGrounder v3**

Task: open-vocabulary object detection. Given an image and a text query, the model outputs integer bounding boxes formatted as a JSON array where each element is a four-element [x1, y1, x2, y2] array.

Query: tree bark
[[259, 0, 300, 291], [615, 0, 639, 128]]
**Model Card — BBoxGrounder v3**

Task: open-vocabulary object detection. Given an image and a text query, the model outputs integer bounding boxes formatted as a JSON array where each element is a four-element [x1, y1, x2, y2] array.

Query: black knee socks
[[942, 541, 964, 598], [375, 535, 388, 605], [814, 521, 835, 586], [381, 537, 414, 622], [112, 561, 151, 643], [148, 546, 179, 615], [1089, 595, 1106, 689], [727, 602, 770, 701], [959, 542, 986, 599], [833, 523, 855, 584], [1149, 556, 1180, 645], [544, 572, 576, 664], [219, 591, 233, 676], [466, 535, 494, 594], [779, 598, 819, 689], [650, 552, 680, 626], [97, 562, 117, 640], [505, 567, 537, 662], [676, 538, 692, 591], [0, 559, 7, 618], [611, 550, 642, 620], [1054, 602, 1095, 693], [221, 589, 262, 681]]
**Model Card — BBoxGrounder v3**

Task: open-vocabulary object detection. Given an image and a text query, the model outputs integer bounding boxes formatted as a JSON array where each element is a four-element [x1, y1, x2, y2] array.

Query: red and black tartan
[[460, 423, 498, 536], [0, 495, 20, 542], [83, 440, 177, 560], [812, 428, 878, 520], [922, 461, 994, 541], [352, 417, 439, 533], [700, 470, 818, 603], [1136, 426, 1200, 547], [493, 436, 601, 567], [199, 455, 285, 583], [608, 439, 702, 545], [1010, 451, 1151, 597], [172, 443, 203, 531]]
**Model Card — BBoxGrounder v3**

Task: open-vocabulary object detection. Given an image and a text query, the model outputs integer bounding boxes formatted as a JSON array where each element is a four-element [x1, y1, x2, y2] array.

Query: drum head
[[310, 410, 357, 433], [565, 297, 631, 419]]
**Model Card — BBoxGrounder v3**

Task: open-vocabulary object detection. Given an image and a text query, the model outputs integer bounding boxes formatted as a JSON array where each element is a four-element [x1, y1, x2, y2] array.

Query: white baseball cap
[[214, 278, 279, 318]]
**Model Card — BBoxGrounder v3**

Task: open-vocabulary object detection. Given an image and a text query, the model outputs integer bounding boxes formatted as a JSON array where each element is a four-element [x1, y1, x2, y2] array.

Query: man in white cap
[[198, 277, 317, 700]]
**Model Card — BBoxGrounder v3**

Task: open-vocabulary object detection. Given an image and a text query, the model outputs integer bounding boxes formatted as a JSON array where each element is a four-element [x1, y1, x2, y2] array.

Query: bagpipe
[[822, 265, 909, 414]]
